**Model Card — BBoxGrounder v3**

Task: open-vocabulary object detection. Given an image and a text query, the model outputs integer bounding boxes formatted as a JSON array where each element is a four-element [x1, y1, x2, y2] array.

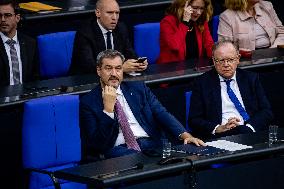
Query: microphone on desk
[[97, 163, 144, 179]]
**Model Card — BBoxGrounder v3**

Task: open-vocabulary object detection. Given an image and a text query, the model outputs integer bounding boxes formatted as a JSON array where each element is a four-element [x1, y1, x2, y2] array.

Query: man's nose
[[110, 68, 117, 75], [112, 13, 118, 20]]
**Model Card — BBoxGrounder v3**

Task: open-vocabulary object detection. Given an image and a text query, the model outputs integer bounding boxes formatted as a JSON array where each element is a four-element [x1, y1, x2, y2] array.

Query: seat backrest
[[37, 31, 76, 79], [133, 22, 160, 64], [212, 15, 220, 42], [22, 95, 80, 169], [185, 91, 192, 131]]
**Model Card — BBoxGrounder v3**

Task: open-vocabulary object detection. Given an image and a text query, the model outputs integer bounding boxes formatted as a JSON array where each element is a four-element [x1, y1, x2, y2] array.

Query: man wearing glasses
[[188, 40, 273, 138], [0, 0, 39, 86]]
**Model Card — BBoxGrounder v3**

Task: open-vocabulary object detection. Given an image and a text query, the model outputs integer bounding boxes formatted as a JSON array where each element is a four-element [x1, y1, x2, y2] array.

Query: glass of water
[[269, 125, 278, 146], [162, 139, 171, 158]]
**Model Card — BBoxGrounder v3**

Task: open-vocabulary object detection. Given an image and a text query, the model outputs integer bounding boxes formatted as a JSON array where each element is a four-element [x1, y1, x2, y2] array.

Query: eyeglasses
[[191, 6, 205, 12], [213, 56, 240, 65], [0, 13, 16, 20]]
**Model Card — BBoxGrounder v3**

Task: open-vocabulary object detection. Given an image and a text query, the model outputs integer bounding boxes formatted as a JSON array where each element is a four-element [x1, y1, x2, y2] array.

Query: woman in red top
[[157, 0, 214, 64]]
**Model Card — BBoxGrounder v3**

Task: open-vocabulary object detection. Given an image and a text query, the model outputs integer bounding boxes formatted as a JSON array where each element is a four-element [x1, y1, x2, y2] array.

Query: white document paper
[[206, 140, 253, 152]]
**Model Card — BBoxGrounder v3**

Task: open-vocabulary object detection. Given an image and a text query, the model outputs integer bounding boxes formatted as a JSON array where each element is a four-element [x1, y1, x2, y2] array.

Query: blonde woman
[[157, 0, 214, 64], [218, 0, 284, 51]]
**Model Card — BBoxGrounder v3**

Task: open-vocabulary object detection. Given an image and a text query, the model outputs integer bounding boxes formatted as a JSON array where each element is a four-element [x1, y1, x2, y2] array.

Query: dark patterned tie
[[6, 39, 20, 85], [225, 79, 250, 121], [115, 100, 141, 151], [106, 31, 112, 49]]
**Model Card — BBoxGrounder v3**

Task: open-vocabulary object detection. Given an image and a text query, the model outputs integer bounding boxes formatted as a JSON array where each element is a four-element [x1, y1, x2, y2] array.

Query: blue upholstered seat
[[185, 91, 193, 131], [133, 23, 160, 64], [22, 95, 86, 189], [37, 31, 76, 79], [212, 15, 220, 42]]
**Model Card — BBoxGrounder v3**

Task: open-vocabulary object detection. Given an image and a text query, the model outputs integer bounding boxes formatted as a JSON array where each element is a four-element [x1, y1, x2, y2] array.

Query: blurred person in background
[[157, 0, 214, 65]]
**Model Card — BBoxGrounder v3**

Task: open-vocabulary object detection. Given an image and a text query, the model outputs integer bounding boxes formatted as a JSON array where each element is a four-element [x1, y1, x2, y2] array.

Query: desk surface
[[21, 0, 172, 20], [0, 48, 284, 107], [54, 130, 284, 187]]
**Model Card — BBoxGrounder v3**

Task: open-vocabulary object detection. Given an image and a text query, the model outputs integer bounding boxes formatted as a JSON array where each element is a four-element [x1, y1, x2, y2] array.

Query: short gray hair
[[96, 49, 125, 67], [212, 40, 239, 57]]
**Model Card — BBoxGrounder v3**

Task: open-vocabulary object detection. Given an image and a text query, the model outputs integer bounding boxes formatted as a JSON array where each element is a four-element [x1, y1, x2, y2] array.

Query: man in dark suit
[[0, 0, 39, 87], [189, 40, 273, 139], [69, 0, 147, 75], [80, 49, 204, 159]]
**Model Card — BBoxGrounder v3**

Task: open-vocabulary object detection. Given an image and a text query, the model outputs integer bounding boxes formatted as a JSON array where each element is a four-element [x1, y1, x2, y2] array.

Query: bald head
[[95, 0, 120, 30]]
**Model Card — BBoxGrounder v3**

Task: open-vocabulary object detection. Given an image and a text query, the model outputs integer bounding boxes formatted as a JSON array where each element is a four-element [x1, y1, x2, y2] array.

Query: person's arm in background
[[160, 15, 189, 53], [217, 11, 234, 42], [266, 2, 284, 47]]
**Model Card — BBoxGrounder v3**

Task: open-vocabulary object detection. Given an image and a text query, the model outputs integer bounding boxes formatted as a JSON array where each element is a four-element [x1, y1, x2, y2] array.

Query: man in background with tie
[[0, 0, 39, 87], [80, 49, 204, 159], [69, 0, 147, 75], [189, 40, 273, 138]]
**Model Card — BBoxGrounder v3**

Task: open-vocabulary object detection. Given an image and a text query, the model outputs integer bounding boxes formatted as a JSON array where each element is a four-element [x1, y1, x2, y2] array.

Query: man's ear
[[97, 66, 101, 76], [15, 14, 21, 24], [95, 9, 100, 18]]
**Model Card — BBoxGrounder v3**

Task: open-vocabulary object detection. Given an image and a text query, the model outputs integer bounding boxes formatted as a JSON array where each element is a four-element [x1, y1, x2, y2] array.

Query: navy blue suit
[[189, 68, 273, 138], [80, 81, 187, 159]]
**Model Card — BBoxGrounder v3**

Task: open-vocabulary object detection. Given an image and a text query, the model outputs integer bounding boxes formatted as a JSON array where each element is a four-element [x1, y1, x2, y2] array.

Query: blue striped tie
[[6, 39, 20, 85], [225, 79, 250, 121]]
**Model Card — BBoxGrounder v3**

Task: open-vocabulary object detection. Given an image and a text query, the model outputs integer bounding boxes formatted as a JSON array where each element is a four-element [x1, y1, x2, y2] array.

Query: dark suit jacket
[[69, 19, 137, 75], [189, 68, 273, 138], [0, 32, 40, 87], [80, 81, 186, 157]]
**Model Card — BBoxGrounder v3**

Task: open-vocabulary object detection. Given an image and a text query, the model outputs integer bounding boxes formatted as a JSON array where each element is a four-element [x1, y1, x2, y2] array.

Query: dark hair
[[0, 0, 20, 14], [96, 49, 125, 68], [212, 39, 239, 57]]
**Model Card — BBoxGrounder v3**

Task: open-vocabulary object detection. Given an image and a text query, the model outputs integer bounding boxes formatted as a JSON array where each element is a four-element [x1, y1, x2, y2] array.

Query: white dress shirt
[[103, 86, 149, 146], [97, 19, 114, 50], [0, 31, 23, 85], [212, 73, 255, 134]]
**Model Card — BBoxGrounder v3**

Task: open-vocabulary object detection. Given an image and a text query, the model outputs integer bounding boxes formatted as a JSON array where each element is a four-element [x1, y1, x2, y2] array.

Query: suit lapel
[[94, 85, 104, 110], [120, 83, 141, 120], [209, 69, 222, 122], [93, 21, 107, 51], [236, 69, 250, 111], [0, 38, 10, 81], [112, 30, 119, 50], [18, 34, 28, 81]]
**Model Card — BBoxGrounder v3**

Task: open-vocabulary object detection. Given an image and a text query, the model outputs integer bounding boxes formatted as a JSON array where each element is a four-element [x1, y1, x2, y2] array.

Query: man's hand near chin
[[102, 85, 117, 113]]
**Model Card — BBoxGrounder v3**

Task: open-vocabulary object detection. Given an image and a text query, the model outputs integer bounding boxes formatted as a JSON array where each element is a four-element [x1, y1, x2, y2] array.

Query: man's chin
[[108, 82, 119, 88]]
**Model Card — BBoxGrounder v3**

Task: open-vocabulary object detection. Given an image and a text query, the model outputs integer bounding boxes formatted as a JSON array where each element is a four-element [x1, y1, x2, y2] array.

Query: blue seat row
[[37, 16, 220, 79]]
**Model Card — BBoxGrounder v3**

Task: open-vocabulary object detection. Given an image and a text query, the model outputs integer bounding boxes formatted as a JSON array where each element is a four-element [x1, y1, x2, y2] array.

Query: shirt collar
[[237, 2, 262, 21], [97, 19, 112, 34], [116, 85, 123, 96], [218, 72, 237, 82], [0, 31, 18, 44]]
